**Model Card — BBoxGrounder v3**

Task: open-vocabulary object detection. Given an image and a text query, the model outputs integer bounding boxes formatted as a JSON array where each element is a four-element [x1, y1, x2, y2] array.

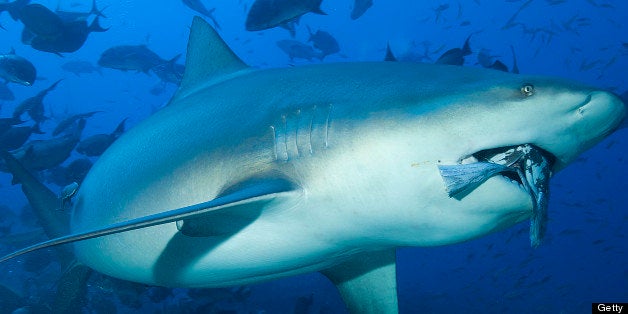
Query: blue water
[[0, 0, 626, 313]]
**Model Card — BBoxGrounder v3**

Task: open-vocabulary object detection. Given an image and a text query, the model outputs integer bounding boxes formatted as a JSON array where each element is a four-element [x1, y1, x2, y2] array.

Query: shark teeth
[[439, 144, 554, 247]]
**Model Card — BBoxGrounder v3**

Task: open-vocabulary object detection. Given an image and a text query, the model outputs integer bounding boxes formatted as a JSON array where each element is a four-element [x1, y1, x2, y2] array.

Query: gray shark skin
[[1, 17, 626, 314]]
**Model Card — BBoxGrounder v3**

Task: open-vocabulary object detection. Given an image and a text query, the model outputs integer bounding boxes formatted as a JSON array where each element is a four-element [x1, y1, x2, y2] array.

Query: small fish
[[61, 60, 102, 76], [151, 55, 185, 86], [245, 0, 326, 32], [182, 0, 220, 29], [276, 40, 322, 61], [350, 0, 373, 20], [53, 111, 102, 136], [98, 45, 164, 73], [59, 181, 79, 210], [307, 27, 340, 60], [489, 60, 509, 72], [12, 79, 62, 123], [433, 4, 450, 23], [435, 35, 472, 66], [0, 49, 37, 86], [76, 118, 127, 157]]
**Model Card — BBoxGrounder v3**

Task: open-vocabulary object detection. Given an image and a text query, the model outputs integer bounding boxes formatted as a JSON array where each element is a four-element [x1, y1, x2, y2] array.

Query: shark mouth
[[438, 144, 555, 247]]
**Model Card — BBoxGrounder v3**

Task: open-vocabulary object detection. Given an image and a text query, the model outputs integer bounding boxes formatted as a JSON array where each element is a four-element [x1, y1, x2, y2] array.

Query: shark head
[[427, 72, 625, 172]]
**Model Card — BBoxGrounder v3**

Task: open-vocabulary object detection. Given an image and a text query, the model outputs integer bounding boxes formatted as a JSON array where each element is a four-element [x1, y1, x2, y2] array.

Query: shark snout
[[576, 91, 625, 130]]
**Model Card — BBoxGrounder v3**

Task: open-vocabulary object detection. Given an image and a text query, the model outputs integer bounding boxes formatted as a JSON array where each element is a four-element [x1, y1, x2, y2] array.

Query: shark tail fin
[[321, 249, 398, 314]]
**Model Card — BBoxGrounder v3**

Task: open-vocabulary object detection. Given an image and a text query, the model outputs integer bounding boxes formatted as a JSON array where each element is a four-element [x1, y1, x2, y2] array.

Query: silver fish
[[439, 144, 553, 247]]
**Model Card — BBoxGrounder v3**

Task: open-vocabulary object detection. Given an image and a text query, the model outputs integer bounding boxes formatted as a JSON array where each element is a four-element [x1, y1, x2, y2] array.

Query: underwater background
[[0, 0, 626, 313]]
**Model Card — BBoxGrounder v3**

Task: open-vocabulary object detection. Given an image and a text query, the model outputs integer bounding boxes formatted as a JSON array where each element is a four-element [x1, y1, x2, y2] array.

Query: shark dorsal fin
[[178, 16, 248, 94]]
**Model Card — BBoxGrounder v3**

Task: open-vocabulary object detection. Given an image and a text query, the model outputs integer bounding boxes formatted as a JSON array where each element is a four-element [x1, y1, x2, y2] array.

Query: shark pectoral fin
[[438, 162, 511, 199], [321, 249, 398, 314], [176, 175, 299, 237], [0, 176, 299, 264]]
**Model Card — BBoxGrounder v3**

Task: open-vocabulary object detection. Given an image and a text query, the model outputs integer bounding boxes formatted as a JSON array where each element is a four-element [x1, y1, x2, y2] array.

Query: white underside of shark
[[1, 17, 625, 314]]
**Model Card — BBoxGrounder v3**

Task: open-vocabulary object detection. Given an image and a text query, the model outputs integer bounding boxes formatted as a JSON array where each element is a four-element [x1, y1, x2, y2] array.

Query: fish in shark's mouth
[[438, 144, 555, 247]]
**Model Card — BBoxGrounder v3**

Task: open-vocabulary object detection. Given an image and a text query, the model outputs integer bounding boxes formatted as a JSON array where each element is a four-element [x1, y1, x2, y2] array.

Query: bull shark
[[1, 17, 625, 313]]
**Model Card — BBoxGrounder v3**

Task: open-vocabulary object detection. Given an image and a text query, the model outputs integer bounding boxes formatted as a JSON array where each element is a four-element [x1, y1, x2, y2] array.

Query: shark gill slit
[[270, 125, 278, 161], [325, 104, 332, 148], [308, 106, 315, 155], [282, 114, 289, 161], [294, 109, 302, 157]]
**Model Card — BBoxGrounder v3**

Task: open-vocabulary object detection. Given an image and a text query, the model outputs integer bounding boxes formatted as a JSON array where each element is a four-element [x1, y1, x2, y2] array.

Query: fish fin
[[321, 249, 398, 314], [32, 123, 44, 134], [490, 60, 509, 72], [110, 118, 127, 138], [0, 173, 299, 263], [167, 53, 181, 65], [311, 0, 327, 15], [384, 42, 397, 62], [90, 0, 107, 18], [461, 34, 472, 56], [0, 150, 76, 269], [438, 162, 511, 199], [178, 16, 248, 94], [176, 174, 298, 237], [88, 16, 109, 33], [510, 45, 520, 74]]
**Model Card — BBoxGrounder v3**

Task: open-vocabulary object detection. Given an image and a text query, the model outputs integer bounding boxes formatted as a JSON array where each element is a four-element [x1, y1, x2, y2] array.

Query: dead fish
[[439, 144, 554, 247]]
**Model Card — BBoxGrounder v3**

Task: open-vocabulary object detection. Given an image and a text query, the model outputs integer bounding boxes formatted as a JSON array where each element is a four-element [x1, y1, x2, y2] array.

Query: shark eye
[[521, 84, 535, 97]]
